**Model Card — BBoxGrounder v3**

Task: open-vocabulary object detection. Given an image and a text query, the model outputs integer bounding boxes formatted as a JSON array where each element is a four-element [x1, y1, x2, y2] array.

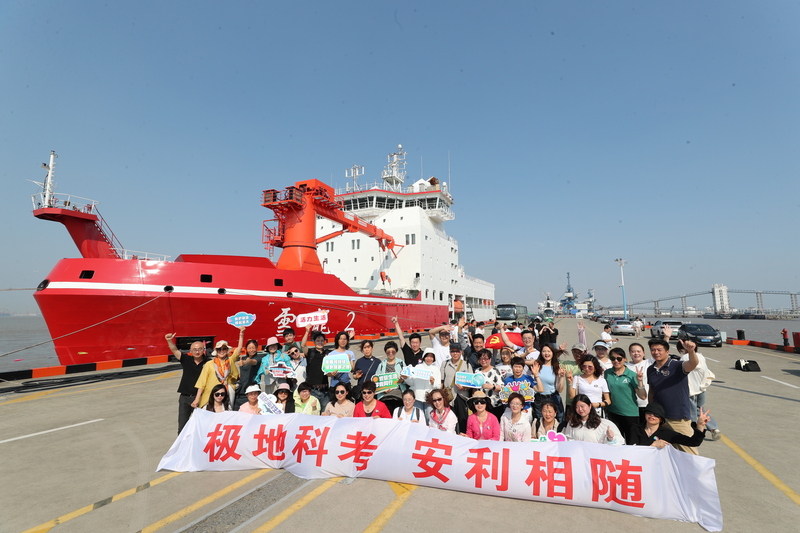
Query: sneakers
[[710, 429, 722, 441]]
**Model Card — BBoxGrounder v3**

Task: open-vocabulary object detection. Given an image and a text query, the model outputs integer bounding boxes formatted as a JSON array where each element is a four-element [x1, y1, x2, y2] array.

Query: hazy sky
[[1, 1, 798, 315]]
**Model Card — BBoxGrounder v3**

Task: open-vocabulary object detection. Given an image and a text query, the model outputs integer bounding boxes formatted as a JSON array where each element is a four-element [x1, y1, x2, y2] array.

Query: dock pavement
[[1, 319, 799, 532]]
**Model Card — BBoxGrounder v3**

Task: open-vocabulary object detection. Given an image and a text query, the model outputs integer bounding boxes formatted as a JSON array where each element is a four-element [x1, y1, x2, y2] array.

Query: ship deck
[[1, 320, 798, 532]]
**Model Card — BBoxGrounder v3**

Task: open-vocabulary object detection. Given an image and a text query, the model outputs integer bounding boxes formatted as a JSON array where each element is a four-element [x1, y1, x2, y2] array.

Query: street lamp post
[[614, 258, 628, 319]]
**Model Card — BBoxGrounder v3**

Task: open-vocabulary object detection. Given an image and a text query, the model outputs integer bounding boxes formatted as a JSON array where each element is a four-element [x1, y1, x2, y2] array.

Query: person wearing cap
[[428, 322, 456, 368], [562, 342, 587, 378], [255, 336, 291, 395], [405, 347, 441, 422], [601, 324, 619, 346], [165, 332, 209, 434], [627, 402, 710, 448], [239, 385, 264, 414], [273, 383, 295, 413], [441, 343, 474, 433], [464, 391, 500, 440], [191, 329, 245, 410], [593, 340, 613, 370]]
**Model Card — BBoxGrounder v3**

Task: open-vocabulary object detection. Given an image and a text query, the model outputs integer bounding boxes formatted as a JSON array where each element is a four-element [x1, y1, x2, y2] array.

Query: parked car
[[598, 316, 614, 324], [610, 319, 635, 336], [650, 320, 684, 339], [677, 323, 723, 347]]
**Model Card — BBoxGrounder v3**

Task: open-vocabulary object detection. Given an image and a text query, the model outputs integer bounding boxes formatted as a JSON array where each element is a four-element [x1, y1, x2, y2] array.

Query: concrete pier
[[1, 319, 798, 532]]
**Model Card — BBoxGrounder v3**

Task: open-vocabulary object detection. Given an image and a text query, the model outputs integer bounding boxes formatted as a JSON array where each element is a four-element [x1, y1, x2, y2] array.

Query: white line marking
[[0, 419, 104, 444], [761, 376, 800, 389], [704, 357, 720, 362]]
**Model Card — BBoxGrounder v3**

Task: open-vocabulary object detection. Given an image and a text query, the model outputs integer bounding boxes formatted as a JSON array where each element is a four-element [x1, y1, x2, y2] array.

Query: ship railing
[[335, 181, 454, 201], [463, 274, 495, 288], [31, 192, 100, 213], [113, 248, 171, 261]]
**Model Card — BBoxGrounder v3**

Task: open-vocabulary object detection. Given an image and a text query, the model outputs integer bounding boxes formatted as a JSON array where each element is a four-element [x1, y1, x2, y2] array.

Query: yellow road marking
[[0, 371, 179, 406], [139, 469, 272, 533], [21, 472, 182, 533], [721, 434, 800, 506], [363, 482, 418, 533], [252, 477, 342, 532]]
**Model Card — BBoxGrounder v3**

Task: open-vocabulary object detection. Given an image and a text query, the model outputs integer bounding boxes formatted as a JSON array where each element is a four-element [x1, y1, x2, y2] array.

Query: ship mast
[[41, 151, 57, 208]]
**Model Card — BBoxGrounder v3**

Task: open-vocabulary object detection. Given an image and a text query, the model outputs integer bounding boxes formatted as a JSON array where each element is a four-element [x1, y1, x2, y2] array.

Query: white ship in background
[[318, 145, 496, 323]]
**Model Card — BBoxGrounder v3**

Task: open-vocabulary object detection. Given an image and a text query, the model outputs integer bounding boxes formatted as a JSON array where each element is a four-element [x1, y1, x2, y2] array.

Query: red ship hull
[[35, 255, 446, 365]]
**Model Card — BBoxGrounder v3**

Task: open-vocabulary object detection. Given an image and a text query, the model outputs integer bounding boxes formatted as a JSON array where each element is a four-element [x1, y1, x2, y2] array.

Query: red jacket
[[353, 400, 392, 418]]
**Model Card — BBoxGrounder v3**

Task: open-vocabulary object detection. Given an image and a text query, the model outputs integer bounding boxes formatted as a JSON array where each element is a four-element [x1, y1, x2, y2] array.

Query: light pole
[[614, 258, 628, 319]]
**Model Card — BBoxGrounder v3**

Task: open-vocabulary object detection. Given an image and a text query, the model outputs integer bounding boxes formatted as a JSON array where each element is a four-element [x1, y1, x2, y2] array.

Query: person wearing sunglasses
[[205, 384, 230, 413], [567, 355, 610, 416], [473, 349, 504, 421], [426, 388, 457, 433], [192, 331, 245, 410], [285, 345, 307, 391], [323, 383, 355, 417], [273, 383, 295, 413], [603, 347, 646, 441], [353, 381, 391, 418], [464, 391, 500, 440]]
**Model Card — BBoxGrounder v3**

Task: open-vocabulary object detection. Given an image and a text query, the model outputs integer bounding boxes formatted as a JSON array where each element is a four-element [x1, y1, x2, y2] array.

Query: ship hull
[[35, 256, 447, 365]]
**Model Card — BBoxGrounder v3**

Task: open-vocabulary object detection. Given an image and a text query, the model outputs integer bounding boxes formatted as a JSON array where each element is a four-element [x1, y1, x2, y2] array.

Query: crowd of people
[[167, 317, 720, 454]]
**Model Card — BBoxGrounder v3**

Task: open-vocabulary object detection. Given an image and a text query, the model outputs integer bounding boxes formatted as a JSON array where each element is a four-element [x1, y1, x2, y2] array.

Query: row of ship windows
[[78, 270, 286, 287], [323, 234, 418, 252]]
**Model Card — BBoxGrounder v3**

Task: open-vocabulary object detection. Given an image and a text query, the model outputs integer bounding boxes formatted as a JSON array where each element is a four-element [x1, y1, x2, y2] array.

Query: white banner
[[158, 410, 722, 531]]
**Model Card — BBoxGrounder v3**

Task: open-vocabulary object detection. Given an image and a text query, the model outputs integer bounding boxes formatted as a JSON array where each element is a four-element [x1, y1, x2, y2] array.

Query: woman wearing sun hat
[[255, 336, 291, 394], [464, 391, 500, 440]]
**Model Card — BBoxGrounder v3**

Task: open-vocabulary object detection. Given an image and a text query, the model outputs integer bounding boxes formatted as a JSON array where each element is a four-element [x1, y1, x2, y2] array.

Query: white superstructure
[[318, 145, 495, 322]]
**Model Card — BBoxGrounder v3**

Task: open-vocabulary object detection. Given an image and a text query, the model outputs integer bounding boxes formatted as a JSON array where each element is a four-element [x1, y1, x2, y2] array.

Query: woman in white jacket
[[563, 394, 623, 445]]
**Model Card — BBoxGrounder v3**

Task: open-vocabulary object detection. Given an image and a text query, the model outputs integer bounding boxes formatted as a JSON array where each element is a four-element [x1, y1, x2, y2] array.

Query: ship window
[[440, 291, 444, 301], [411, 234, 416, 244], [338, 259, 341, 263], [79, 270, 95, 279], [405, 234, 410, 245], [416, 273, 420, 278], [425, 289, 429, 298], [354, 258, 357, 262], [200, 274, 212, 283], [274, 279, 284, 287], [371, 275, 374, 280]]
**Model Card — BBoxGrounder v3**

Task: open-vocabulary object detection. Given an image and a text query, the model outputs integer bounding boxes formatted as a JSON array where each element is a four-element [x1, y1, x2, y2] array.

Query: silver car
[[651, 320, 684, 338], [610, 319, 635, 336]]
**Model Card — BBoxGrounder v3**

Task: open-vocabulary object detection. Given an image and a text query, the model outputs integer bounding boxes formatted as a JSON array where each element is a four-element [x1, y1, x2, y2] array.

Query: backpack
[[735, 359, 761, 372]]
